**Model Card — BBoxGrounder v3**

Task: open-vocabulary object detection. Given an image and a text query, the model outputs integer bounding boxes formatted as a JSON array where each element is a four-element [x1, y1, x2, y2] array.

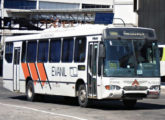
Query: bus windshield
[[103, 39, 160, 77]]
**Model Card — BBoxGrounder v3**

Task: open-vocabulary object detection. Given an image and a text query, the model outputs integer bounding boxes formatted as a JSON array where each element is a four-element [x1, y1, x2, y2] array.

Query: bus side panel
[[44, 63, 77, 97], [33, 63, 87, 97], [19, 63, 26, 93], [3, 61, 14, 91]]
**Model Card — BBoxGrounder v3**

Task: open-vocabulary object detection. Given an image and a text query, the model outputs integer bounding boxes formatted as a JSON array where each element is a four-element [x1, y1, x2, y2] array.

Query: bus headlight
[[150, 85, 160, 91], [105, 85, 121, 90]]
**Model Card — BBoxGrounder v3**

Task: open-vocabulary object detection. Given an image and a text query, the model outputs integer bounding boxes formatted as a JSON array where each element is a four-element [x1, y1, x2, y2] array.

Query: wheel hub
[[28, 86, 33, 98], [79, 90, 86, 102]]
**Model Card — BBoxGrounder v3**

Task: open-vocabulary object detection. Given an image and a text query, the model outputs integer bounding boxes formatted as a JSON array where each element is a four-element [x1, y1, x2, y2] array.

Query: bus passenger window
[[5, 42, 13, 63], [74, 37, 86, 62], [49, 39, 61, 62], [21, 41, 26, 62], [27, 41, 37, 63], [62, 38, 74, 62], [37, 40, 49, 63]]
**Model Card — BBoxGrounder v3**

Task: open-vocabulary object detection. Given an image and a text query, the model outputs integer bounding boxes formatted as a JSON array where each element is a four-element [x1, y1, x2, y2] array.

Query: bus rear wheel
[[123, 99, 137, 109], [26, 80, 36, 102], [78, 84, 90, 107]]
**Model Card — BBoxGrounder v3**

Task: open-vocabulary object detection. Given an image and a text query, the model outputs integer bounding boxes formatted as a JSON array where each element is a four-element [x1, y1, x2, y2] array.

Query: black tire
[[26, 80, 36, 102], [78, 84, 90, 107], [123, 99, 137, 109]]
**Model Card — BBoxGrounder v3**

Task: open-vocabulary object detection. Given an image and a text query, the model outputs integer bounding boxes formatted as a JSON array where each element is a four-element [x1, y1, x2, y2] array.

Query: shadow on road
[[10, 95, 79, 106], [10, 95, 165, 111]]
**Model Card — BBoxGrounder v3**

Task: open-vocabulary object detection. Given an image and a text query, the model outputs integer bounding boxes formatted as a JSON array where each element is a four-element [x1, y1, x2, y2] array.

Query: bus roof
[[5, 24, 107, 42], [5, 24, 156, 42]]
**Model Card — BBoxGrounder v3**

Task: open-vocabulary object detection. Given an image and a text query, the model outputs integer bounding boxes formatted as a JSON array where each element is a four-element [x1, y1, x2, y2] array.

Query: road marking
[[0, 102, 87, 120]]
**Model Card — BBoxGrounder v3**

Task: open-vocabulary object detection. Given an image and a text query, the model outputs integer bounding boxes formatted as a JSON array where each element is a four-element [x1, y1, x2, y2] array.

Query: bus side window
[[5, 42, 13, 63], [159, 48, 163, 60], [62, 38, 74, 62], [37, 40, 49, 63], [74, 37, 86, 62], [27, 41, 37, 63], [21, 41, 26, 62], [49, 39, 61, 62]]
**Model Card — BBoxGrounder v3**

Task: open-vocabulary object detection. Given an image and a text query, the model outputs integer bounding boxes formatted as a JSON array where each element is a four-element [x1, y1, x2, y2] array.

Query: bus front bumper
[[105, 89, 160, 99]]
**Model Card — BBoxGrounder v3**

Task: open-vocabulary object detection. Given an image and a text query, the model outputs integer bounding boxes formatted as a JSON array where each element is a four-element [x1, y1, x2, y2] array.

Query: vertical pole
[[1, 0, 4, 28], [135, 0, 139, 26], [36, 0, 39, 10], [36, 0, 40, 30], [79, 2, 82, 9], [1, 0, 4, 54], [113, 0, 115, 13]]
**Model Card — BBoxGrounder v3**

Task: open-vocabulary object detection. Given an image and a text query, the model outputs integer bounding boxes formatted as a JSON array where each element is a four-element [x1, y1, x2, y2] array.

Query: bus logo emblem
[[132, 79, 139, 86]]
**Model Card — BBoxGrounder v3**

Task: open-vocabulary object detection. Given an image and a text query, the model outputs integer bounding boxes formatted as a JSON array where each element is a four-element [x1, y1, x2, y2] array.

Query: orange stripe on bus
[[28, 63, 39, 85], [37, 63, 47, 86], [21, 63, 30, 79]]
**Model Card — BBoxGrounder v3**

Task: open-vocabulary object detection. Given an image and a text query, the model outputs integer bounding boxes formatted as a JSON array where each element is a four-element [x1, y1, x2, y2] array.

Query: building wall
[[37, 0, 113, 6], [138, 0, 165, 43], [4, 0, 36, 9], [39, 0, 113, 10], [1, 0, 113, 10], [114, 0, 137, 26], [39, 2, 80, 10]]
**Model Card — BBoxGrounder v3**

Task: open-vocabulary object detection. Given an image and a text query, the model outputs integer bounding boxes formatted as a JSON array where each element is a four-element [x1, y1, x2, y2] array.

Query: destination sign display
[[104, 28, 156, 39]]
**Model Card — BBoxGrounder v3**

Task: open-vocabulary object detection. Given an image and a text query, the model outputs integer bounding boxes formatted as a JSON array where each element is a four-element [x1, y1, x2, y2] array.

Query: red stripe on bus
[[28, 63, 39, 85], [21, 63, 30, 79], [37, 63, 47, 86]]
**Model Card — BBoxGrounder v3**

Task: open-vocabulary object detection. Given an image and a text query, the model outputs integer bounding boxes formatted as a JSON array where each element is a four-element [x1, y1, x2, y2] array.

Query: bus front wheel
[[123, 99, 137, 109], [26, 80, 36, 102], [78, 84, 90, 107]]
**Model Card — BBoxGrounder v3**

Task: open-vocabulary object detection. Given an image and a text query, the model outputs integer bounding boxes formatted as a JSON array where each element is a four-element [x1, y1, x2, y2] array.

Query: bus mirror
[[99, 43, 106, 58]]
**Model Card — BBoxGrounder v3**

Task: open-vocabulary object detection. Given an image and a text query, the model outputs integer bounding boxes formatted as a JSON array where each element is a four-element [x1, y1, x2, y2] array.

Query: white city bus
[[3, 24, 160, 108]]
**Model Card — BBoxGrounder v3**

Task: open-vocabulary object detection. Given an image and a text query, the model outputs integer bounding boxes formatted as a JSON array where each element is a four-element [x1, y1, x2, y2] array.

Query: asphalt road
[[0, 79, 165, 120]]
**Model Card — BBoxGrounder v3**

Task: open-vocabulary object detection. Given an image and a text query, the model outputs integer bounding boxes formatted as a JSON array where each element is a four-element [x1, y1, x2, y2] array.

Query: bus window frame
[[74, 36, 87, 63], [26, 40, 38, 63], [49, 38, 62, 63], [61, 37, 74, 63], [37, 39, 49, 63], [5, 42, 14, 63], [21, 41, 27, 63], [20, 36, 87, 64]]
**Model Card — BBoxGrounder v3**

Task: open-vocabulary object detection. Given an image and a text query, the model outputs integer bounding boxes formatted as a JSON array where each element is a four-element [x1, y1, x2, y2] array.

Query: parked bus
[[3, 24, 160, 108]]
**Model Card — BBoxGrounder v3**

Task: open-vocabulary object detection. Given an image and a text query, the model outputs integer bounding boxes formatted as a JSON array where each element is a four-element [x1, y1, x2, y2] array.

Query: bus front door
[[13, 48, 20, 91], [88, 42, 98, 98]]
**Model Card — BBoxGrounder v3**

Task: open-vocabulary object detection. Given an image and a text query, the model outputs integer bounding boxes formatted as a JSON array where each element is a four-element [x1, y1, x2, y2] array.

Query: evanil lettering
[[52, 67, 67, 77]]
